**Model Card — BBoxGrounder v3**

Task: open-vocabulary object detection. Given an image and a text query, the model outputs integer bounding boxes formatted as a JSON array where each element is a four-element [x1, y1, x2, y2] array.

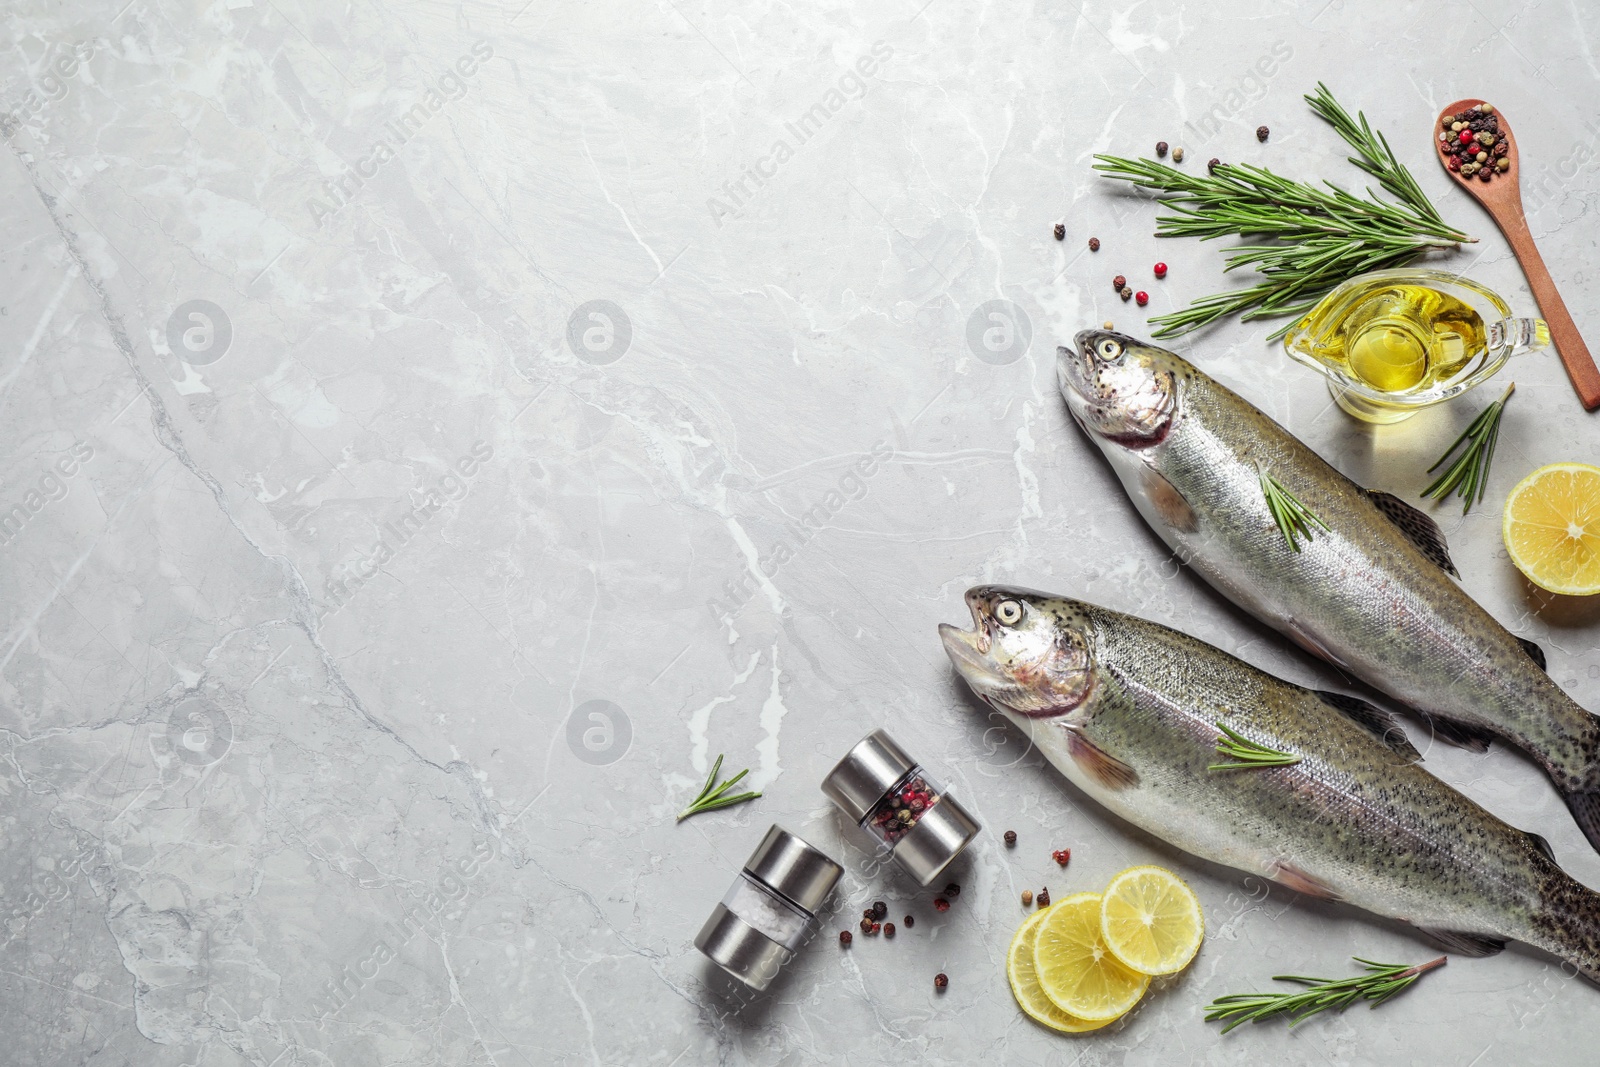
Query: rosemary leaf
[[677, 753, 763, 822], [1206, 956, 1447, 1033], [1093, 86, 1473, 339], [1208, 722, 1302, 772], [1423, 383, 1515, 514], [1259, 469, 1330, 552]]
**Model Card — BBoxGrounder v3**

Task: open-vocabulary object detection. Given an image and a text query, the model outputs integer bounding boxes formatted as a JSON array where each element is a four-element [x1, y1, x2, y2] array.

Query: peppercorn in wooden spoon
[[1435, 99, 1600, 410]]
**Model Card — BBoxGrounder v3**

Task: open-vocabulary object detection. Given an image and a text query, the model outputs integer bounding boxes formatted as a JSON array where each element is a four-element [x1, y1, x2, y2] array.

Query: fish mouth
[[939, 595, 1001, 692]]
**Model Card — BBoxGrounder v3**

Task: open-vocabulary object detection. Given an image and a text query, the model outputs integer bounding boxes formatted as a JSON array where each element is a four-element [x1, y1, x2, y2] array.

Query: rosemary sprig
[[1422, 382, 1514, 514], [677, 754, 761, 822], [1093, 85, 1473, 340], [1205, 956, 1447, 1033], [1208, 722, 1302, 771], [1260, 468, 1329, 551]]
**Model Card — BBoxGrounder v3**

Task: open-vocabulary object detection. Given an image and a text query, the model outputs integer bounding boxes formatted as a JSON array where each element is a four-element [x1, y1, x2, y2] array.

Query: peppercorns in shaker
[[694, 824, 843, 990], [820, 729, 981, 886]]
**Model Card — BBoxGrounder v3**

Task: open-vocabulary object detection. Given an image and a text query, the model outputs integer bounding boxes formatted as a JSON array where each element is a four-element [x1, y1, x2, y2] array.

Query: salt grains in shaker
[[694, 825, 842, 990], [821, 729, 981, 885]]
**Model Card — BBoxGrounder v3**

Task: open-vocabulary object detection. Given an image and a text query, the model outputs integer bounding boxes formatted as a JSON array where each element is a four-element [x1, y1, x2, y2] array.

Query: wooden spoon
[[1434, 98, 1600, 411]]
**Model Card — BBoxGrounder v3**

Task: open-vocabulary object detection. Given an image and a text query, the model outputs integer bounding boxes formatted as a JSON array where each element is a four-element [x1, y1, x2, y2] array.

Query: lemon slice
[[1033, 892, 1150, 1022], [1007, 906, 1114, 1033], [1503, 462, 1600, 596], [1099, 865, 1205, 976]]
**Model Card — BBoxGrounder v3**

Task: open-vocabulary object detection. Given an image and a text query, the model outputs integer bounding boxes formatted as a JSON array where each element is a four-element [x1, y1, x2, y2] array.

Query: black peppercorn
[[1088, 236, 1100, 251], [945, 882, 961, 897], [884, 922, 896, 939], [904, 914, 914, 928], [873, 900, 887, 919], [1208, 157, 1221, 173], [1256, 125, 1269, 142], [1112, 274, 1126, 290], [1155, 141, 1168, 158], [1003, 829, 1017, 847], [1053, 223, 1065, 241], [934, 972, 949, 990], [839, 930, 852, 946]]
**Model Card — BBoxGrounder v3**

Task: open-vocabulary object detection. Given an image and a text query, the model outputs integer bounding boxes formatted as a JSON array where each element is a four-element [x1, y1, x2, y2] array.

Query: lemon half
[[1504, 462, 1600, 596]]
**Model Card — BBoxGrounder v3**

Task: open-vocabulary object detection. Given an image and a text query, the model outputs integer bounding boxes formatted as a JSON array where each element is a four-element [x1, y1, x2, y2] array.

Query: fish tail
[[1535, 875, 1600, 984], [1559, 785, 1600, 858]]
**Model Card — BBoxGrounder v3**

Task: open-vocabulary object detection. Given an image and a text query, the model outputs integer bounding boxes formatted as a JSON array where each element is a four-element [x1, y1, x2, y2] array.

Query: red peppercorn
[[1459, 130, 1474, 144], [1088, 237, 1100, 252], [1135, 291, 1149, 307], [904, 915, 915, 928], [839, 930, 852, 946], [933, 897, 950, 912], [1052, 848, 1072, 866], [884, 922, 896, 939], [934, 972, 949, 990], [869, 921, 881, 935], [1448, 156, 1462, 172], [1153, 262, 1167, 279]]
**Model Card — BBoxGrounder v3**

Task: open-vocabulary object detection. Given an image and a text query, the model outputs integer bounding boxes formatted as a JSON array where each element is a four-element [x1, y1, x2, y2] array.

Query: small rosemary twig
[[1208, 722, 1302, 771], [677, 753, 762, 822], [1206, 956, 1447, 1033], [1422, 382, 1514, 514], [1260, 469, 1330, 552]]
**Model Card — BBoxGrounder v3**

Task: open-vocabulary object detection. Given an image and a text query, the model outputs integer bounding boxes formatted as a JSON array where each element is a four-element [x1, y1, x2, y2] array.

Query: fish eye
[[995, 599, 1023, 625], [1096, 338, 1123, 361]]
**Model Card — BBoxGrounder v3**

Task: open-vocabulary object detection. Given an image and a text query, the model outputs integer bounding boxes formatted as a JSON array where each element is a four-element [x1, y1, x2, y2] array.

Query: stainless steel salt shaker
[[821, 729, 981, 886], [694, 824, 842, 990]]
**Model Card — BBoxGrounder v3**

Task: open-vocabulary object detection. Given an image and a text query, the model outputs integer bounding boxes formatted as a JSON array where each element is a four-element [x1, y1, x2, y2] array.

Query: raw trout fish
[[940, 586, 1600, 980], [1057, 329, 1600, 854]]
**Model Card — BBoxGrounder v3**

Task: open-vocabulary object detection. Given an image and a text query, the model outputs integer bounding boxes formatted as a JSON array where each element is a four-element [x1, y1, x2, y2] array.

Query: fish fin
[[1269, 861, 1342, 902], [1516, 637, 1548, 672], [1063, 728, 1139, 791], [1365, 489, 1460, 577], [1559, 786, 1600, 856], [1412, 926, 1507, 957], [1525, 830, 1558, 864], [1139, 466, 1198, 534], [1416, 711, 1496, 753], [1284, 620, 1349, 671], [1313, 690, 1422, 763]]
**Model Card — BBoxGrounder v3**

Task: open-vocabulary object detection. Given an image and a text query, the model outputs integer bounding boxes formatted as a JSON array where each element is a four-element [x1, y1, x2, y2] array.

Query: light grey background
[[3, 1, 1599, 1064]]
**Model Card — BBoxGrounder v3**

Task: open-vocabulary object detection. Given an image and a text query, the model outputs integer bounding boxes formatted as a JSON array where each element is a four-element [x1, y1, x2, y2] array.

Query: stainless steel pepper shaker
[[820, 729, 981, 885]]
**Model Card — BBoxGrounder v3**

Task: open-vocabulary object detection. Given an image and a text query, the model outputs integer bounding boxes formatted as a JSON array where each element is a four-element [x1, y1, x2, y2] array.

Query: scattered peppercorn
[[944, 882, 961, 898], [1135, 291, 1149, 307], [1052, 848, 1072, 866], [839, 930, 852, 946], [1153, 262, 1167, 279], [873, 901, 888, 919], [859, 917, 873, 934], [1112, 274, 1126, 291], [1037, 887, 1051, 907], [1119, 286, 1133, 301], [1102, 320, 1114, 329], [1021, 889, 1034, 906], [904, 915, 915, 928], [1496, 158, 1510, 172], [1088, 236, 1100, 251], [1003, 830, 1017, 847], [869, 921, 881, 935], [1053, 223, 1065, 241], [1172, 147, 1185, 163], [1256, 125, 1270, 142], [934, 972, 949, 990], [1155, 141, 1168, 158], [884, 922, 896, 939], [1207, 157, 1221, 174], [933, 896, 950, 912]]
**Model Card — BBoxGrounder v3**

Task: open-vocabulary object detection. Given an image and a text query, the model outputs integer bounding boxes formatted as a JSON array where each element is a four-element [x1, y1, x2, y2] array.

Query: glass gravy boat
[[1282, 268, 1548, 423]]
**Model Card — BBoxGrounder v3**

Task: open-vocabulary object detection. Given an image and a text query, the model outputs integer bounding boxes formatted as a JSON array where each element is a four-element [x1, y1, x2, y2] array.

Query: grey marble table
[[4, 1, 1600, 1064]]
